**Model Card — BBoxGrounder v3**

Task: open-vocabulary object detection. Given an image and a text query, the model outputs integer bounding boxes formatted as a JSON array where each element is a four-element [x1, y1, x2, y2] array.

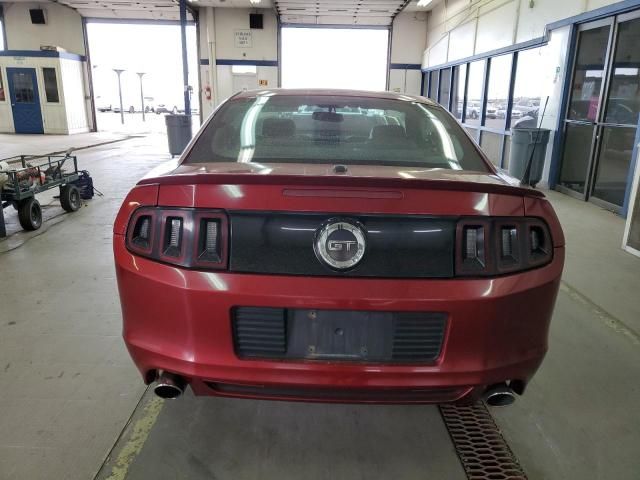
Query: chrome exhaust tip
[[483, 384, 517, 407], [154, 372, 186, 399]]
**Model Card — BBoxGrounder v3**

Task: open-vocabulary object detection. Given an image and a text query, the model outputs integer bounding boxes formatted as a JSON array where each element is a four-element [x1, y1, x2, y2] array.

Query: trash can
[[165, 114, 193, 156], [508, 128, 550, 187]]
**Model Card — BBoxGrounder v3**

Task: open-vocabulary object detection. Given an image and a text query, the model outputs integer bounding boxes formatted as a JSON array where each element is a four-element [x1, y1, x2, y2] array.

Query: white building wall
[[197, 7, 278, 117], [61, 58, 90, 134], [423, 0, 623, 68], [389, 11, 428, 96], [391, 11, 428, 64], [0, 67, 15, 133], [2, 2, 86, 55], [213, 8, 278, 60]]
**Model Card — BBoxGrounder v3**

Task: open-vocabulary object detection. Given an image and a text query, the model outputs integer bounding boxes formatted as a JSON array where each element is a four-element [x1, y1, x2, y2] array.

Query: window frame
[[421, 46, 544, 169], [42, 67, 60, 104], [0, 68, 6, 103]]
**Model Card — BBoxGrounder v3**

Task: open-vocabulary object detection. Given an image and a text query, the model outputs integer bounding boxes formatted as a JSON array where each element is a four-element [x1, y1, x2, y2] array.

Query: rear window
[[185, 94, 489, 172]]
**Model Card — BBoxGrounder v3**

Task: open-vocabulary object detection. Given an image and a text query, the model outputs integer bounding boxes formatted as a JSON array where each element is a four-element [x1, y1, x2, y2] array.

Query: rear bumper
[[115, 236, 564, 403]]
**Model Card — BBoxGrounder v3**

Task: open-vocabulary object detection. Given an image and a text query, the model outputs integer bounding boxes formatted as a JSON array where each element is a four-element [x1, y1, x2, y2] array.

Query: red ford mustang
[[114, 89, 564, 405]]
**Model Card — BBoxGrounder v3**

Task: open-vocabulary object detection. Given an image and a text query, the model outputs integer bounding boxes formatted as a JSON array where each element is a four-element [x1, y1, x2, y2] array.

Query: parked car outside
[[486, 103, 499, 119], [114, 89, 565, 405], [113, 106, 136, 113], [466, 102, 480, 119], [155, 104, 180, 114]]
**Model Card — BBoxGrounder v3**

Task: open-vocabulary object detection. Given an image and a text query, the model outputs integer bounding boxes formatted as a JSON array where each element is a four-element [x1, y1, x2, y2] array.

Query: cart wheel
[[18, 198, 42, 231], [60, 185, 81, 212]]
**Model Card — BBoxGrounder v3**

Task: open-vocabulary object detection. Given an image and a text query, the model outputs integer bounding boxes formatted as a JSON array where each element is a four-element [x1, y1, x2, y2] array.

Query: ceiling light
[[249, 0, 262, 4], [417, 0, 433, 7]]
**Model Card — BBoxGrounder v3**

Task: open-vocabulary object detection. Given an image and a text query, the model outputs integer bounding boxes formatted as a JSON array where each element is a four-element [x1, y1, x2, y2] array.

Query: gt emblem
[[314, 219, 366, 270], [328, 240, 358, 252]]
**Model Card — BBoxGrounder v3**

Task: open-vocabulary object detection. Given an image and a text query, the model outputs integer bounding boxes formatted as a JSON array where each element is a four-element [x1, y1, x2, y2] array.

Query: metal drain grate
[[439, 402, 527, 480]]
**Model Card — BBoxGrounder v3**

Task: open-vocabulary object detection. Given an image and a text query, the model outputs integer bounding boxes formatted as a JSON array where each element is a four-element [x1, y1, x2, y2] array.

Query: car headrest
[[262, 118, 296, 138], [370, 124, 407, 143]]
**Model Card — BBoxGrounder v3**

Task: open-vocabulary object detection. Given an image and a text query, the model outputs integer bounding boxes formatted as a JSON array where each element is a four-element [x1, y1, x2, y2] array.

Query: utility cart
[[0, 153, 82, 237]]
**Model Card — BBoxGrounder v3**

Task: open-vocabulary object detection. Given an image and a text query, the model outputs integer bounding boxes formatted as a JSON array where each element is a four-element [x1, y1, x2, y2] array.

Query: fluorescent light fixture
[[249, 0, 262, 4], [417, 0, 433, 7]]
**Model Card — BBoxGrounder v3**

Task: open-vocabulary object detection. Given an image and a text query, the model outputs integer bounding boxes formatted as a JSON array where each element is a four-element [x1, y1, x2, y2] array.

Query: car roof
[[232, 88, 438, 106]]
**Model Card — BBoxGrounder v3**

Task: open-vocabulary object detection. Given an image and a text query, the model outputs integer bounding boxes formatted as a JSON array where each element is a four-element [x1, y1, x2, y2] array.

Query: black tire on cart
[[18, 197, 42, 231], [60, 184, 81, 212]]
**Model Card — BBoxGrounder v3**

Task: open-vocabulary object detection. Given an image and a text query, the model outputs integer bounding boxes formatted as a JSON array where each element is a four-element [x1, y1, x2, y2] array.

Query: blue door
[[7, 68, 44, 134]]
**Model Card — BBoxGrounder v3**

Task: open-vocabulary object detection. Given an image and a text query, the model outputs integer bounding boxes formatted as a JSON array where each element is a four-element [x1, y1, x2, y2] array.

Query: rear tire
[[60, 185, 81, 212], [18, 197, 42, 231]]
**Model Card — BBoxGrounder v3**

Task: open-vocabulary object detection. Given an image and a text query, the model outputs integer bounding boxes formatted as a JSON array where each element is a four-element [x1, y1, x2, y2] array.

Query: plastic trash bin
[[165, 114, 193, 156], [508, 128, 550, 187]]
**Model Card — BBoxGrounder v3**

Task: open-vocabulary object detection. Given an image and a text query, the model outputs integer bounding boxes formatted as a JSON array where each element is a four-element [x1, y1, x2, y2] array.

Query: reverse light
[[132, 215, 152, 250], [501, 227, 517, 258], [528, 221, 552, 266], [195, 217, 224, 266], [464, 226, 484, 261], [164, 217, 183, 257], [126, 207, 228, 269]]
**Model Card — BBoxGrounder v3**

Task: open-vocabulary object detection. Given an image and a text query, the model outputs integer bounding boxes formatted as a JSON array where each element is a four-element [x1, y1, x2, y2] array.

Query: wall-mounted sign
[[258, 79, 268, 86], [235, 30, 253, 48]]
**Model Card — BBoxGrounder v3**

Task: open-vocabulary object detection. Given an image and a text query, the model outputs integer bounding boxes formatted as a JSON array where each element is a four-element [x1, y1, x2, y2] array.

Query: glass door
[[558, 19, 613, 199], [590, 12, 640, 209], [558, 12, 640, 213]]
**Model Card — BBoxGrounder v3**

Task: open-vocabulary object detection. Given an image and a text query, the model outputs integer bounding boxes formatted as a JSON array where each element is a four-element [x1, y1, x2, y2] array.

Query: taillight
[[126, 207, 228, 269], [456, 217, 553, 276]]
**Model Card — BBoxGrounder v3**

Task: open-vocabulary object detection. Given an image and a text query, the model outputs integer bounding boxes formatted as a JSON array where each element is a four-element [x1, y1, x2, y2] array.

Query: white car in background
[[466, 102, 480, 119], [155, 104, 180, 114], [511, 108, 524, 119], [486, 104, 499, 119]]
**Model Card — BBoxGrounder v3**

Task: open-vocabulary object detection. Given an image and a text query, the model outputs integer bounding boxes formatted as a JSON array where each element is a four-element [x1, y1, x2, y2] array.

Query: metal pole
[[137, 72, 146, 122], [113, 69, 125, 124], [179, 0, 191, 115]]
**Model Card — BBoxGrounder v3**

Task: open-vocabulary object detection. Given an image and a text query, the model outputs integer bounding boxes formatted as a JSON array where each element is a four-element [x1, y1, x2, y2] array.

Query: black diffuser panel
[[30, 9, 46, 24], [249, 13, 263, 29]]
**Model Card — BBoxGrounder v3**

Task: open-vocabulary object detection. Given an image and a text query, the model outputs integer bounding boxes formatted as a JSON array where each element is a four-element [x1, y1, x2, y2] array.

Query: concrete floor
[[1, 135, 639, 480]]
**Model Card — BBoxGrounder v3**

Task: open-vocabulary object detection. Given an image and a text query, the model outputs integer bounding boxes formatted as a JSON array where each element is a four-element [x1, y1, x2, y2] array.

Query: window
[[428, 71, 438, 100], [465, 60, 485, 126], [186, 94, 490, 172], [42, 68, 59, 103], [604, 18, 640, 126], [512, 47, 546, 129], [438, 68, 451, 108], [0, 15, 5, 51], [567, 25, 610, 122], [11, 71, 35, 103], [480, 131, 503, 166], [452, 64, 467, 120], [485, 54, 512, 130], [424, 46, 553, 169]]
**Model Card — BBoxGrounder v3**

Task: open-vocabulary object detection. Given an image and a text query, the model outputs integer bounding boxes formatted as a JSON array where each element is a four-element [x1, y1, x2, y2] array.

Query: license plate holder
[[287, 309, 395, 361]]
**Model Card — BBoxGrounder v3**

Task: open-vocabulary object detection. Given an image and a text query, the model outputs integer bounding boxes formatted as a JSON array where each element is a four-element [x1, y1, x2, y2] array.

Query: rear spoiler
[[137, 173, 545, 198]]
